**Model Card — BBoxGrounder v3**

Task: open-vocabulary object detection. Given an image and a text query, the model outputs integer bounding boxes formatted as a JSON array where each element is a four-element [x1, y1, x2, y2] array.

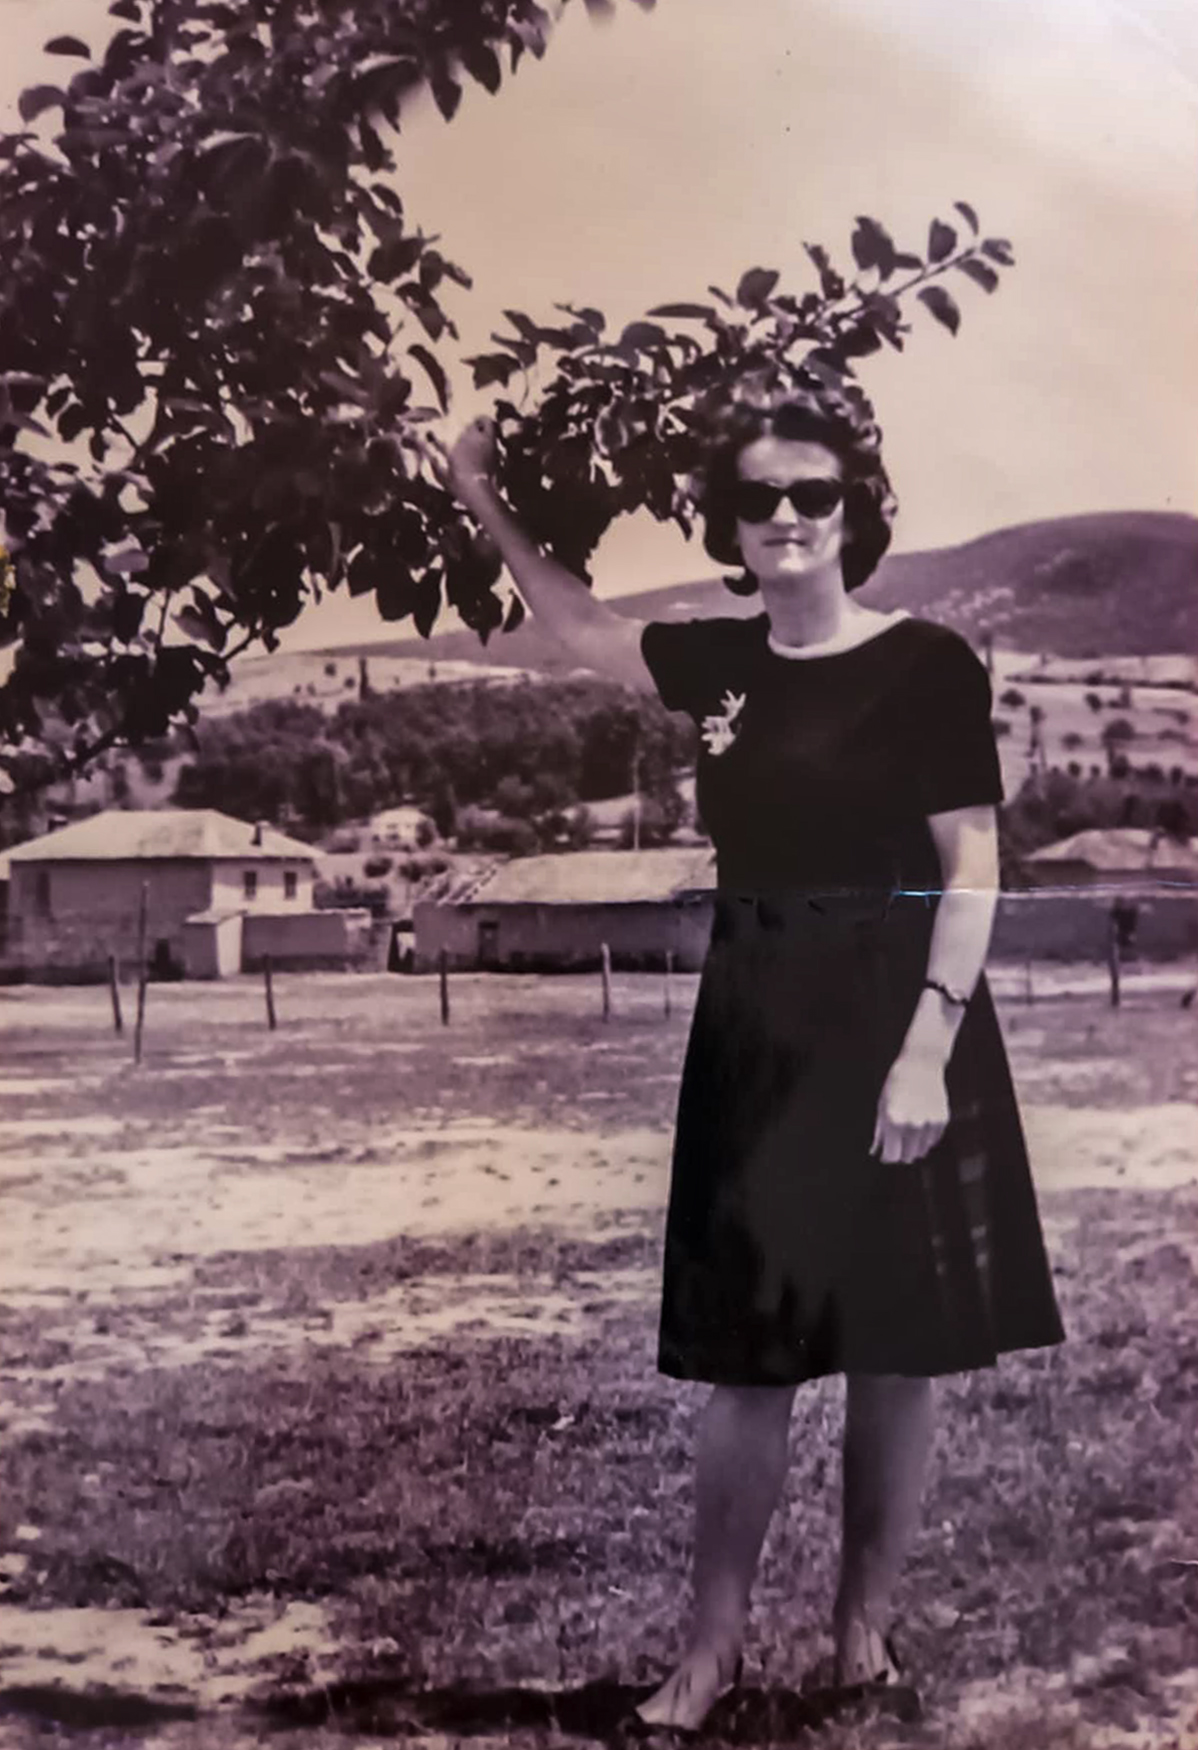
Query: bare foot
[[834, 1618, 899, 1687], [635, 1643, 742, 1733]]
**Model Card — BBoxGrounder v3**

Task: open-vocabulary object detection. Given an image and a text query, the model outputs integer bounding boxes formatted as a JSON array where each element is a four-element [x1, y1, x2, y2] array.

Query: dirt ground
[[1, 968, 1196, 1749]]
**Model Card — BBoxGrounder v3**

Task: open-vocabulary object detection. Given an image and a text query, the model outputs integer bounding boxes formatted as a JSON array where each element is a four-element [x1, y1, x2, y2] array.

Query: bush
[[1103, 718, 1135, 743], [999, 687, 1025, 709], [314, 880, 388, 915], [324, 660, 338, 677], [991, 717, 1011, 738], [456, 807, 539, 856], [1084, 692, 1103, 713], [564, 805, 596, 850], [363, 855, 393, 878], [1061, 731, 1084, 750]]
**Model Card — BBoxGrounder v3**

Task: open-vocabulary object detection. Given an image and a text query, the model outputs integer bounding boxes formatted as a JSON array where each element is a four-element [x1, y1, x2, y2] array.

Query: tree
[[0, 2, 1011, 799], [0, 0, 655, 797]]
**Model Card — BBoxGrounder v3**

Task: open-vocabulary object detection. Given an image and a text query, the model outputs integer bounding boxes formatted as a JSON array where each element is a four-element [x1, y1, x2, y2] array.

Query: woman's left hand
[[870, 1049, 951, 1164]]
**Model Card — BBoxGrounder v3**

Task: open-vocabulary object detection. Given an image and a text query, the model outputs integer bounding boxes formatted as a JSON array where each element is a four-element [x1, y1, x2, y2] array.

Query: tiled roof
[[7, 809, 315, 864], [446, 847, 717, 905], [1027, 827, 1198, 877]]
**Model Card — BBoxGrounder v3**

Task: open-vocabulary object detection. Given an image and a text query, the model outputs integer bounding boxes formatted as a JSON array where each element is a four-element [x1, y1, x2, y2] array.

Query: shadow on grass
[[258, 1674, 921, 1741], [0, 1685, 199, 1731]]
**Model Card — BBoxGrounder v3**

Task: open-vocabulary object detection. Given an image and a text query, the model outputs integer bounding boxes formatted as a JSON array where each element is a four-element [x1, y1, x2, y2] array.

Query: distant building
[[1023, 827, 1198, 888], [991, 827, 1198, 962], [413, 846, 717, 972], [369, 806, 434, 851], [4, 808, 373, 981]]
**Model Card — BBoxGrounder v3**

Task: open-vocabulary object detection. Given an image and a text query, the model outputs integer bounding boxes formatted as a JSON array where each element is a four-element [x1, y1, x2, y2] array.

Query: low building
[[1022, 827, 1198, 888], [993, 827, 1198, 962], [413, 846, 717, 972], [4, 808, 372, 981]]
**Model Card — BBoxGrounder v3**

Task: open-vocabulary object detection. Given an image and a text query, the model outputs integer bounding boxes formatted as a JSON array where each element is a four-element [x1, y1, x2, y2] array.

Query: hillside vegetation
[[328, 510, 1198, 673]]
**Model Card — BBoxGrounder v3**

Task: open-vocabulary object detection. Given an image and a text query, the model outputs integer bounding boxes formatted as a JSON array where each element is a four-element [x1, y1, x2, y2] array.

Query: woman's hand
[[448, 416, 498, 500], [870, 1047, 950, 1164]]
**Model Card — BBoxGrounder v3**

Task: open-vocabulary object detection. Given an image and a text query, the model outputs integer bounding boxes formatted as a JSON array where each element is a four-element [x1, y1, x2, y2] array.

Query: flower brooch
[[700, 690, 746, 757]]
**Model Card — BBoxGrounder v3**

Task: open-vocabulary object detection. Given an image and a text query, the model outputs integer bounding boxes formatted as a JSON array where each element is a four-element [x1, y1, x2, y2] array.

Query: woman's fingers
[[872, 1112, 948, 1164]]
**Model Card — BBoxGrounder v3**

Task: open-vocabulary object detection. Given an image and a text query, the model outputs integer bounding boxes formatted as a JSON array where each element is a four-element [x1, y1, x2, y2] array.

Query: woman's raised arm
[[447, 418, 656, 693]]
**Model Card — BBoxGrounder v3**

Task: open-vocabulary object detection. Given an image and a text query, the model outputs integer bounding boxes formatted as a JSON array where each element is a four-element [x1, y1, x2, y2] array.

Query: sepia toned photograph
[[1, 2, 1196, 1746]]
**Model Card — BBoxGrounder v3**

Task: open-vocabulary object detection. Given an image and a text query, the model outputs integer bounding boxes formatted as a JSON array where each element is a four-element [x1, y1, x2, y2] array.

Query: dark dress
[[640, 612, 1065, 1385]]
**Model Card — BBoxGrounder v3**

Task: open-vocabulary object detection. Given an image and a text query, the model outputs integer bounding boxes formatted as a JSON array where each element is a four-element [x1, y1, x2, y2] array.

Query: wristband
[[924, 977, 970, 1008]]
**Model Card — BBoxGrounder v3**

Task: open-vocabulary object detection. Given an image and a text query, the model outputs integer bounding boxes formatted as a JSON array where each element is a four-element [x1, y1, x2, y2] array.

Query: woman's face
[[733, 436, 846, 588]]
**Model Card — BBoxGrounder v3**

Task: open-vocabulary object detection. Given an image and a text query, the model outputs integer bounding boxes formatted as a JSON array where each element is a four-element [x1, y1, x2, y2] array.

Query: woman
[[448, 380, 1064, 1731]]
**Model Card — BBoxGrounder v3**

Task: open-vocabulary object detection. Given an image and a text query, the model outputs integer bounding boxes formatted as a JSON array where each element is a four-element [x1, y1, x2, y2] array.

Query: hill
[[317, 510, 1197, 671]]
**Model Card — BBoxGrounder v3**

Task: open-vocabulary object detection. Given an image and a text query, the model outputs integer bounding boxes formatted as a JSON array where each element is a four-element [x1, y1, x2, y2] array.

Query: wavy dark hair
[[699, 374, 897, 595]]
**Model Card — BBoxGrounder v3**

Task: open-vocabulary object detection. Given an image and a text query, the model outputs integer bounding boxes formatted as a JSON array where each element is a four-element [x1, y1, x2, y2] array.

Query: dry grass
[[0, 973, 1196, 1748]]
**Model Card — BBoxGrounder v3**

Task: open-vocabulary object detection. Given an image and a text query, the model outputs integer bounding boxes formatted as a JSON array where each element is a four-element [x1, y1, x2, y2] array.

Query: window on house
[[243, 869, 258, 900], [284, 870, 298, 900]]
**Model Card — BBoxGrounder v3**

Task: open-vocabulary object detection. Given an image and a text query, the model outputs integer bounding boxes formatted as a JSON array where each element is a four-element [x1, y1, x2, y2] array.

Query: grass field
[[1, 970, 1196, 1750]]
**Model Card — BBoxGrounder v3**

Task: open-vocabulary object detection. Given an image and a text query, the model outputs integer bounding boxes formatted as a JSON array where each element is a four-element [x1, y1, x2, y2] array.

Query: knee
[[709, 1382, 797, 1436]]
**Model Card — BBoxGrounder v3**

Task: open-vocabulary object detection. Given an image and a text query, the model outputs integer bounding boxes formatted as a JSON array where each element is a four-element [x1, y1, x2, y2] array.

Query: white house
[[3, 808, 351, 980]]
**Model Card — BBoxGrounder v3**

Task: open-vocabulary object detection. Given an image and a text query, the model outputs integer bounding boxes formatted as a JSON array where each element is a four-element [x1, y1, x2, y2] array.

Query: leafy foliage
[[172, 676, 694, 843], [473, 211, 1014, 577], [0, 0, 653, 797], [0, 0, 1010, 800]]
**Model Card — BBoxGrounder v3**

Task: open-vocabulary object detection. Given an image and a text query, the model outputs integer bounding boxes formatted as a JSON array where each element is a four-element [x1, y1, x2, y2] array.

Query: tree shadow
[[258, 1673, 922, 1741]]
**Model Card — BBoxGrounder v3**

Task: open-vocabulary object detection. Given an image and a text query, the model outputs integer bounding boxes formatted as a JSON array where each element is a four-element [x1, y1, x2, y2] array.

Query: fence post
[[439, 947, 450, 1025], [133, 882, 149, 1063], [264, 953, 278, 1030], [1106, 917, 1121, 1009], [108, 954, 123, 1036], [664, 949, 674, 1020], [600, 942, 612, 1022]]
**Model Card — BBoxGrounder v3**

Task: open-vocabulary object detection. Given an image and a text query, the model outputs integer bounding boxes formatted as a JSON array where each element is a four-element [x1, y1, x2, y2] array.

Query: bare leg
[[833, 1373, 935, 1684], [637, 1383, 796, 1730]]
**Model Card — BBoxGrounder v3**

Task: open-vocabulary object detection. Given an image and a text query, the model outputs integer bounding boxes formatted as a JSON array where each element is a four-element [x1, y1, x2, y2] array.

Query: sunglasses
[[733, 478, 844, 523]]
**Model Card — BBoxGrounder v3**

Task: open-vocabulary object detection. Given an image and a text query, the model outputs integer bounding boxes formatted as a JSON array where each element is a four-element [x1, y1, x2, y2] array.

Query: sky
[[2, 0, 1196, 651]]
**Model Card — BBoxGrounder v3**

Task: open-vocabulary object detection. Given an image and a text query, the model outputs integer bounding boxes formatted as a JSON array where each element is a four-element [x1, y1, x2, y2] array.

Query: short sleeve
[[640, 619, 723, 717], [911, 631, 1004, 813]]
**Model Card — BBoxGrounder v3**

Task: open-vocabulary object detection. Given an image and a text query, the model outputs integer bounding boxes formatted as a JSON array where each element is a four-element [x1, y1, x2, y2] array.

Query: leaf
[[375, 569, 417, 622], [103, 547, 150, 575], [503, 592, 525, 632], [460, 41, 502, 93], [467, 353, 520, 389], [917, 286, 961, 335], [18, 85, 65, 123], [736, 267, 780, 309], [367, 235, 424, 281], [893, 251, 924, 272], [175, 603, 223, 651], [58, 403, 90, 443], [411, 571, 442, 638], [850, 217, 897, 277], [619, 321, 668, 350], [954, 200, 980, 235], [957, 257, 1000, 294], [108, 0, 142, 18], [44, 35, 91, 57], [646, 302, 717, 321], [442, 258, 473, 290], [981, 237, 1016, 266], [838, 322, 882, 358], [928, 220, 958, 264], [408, 344, 449, 414], [430, 68, 462, 121], [803, 244, 845, 299]]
